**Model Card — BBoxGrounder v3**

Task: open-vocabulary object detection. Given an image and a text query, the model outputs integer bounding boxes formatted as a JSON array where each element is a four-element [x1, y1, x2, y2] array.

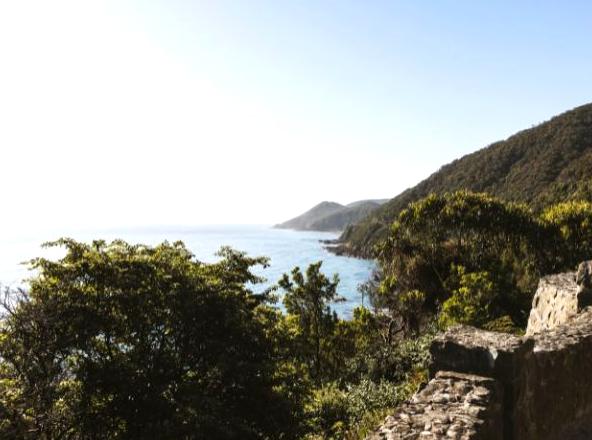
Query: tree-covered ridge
[[276, 201, 346, 231], [341, 103, 592, 257]]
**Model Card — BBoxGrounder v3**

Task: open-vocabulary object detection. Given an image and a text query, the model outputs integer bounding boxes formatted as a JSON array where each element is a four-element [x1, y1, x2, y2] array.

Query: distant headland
[[274, 199, 388, 232]]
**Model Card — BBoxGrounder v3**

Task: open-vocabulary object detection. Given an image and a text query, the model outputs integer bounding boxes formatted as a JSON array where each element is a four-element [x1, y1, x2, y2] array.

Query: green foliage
[[542, 200, 592, 266], [275, 257, 436, 439], [374, 190, 592, 335], [482, 315, 524, 335], [0, 246, 437, 440], [344, 379, 402, 425], [305, 383, 349, 439], [0, 239, 300, 439], [357, 270, 382, 310], [373, 326, 434, 384], [304, 377, 425, 440], [439, 266, 496, 328]]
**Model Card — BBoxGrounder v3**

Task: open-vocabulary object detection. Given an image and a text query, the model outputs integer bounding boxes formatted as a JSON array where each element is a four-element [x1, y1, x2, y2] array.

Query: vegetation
[[1, 186, 591, 438], [542, 200, 592, 265], [341, 103, 592, 257], [279, 263, 341, 383], [0, 239, 430, 439]]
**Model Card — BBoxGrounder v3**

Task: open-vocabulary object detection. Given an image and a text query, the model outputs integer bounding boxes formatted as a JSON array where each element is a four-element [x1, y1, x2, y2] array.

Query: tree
[[278, 262, 341, 383], [0, 239, 298, 439]]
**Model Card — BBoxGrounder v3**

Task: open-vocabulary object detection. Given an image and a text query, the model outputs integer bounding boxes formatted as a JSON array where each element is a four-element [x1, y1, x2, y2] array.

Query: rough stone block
[[576, 260, 592, 289], [429, 326, 531, 380], [430, 326, 532, 439], [526, 272, 579, 336], [576, 260, 592, 309]]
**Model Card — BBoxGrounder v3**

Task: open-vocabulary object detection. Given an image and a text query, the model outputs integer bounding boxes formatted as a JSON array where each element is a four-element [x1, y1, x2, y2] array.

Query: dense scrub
[[375, 192, 592, 333]]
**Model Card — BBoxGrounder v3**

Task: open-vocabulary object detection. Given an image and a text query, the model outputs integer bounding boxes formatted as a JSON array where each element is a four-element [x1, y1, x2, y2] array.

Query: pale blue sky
[[1, 1, 591, 233]]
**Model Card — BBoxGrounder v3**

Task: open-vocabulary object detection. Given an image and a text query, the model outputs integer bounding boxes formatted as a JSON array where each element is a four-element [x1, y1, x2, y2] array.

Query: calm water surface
[[0, 225, 375, 317]]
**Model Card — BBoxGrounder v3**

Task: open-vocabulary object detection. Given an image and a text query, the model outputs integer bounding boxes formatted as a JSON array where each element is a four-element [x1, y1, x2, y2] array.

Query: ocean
[[0, 225, 375, 317]]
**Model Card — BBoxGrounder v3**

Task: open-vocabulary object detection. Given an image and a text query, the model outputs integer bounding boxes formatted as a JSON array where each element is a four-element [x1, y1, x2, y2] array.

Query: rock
[[576, 261, 592, 288], [576, 261, 592, 309]]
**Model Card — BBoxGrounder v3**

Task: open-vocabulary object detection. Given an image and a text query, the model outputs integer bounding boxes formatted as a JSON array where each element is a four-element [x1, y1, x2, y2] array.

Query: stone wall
[[368, 261, 592, 440]]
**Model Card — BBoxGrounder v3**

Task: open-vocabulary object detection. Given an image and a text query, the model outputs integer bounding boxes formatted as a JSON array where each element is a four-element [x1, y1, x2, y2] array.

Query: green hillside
[[275, 199, 387, 232], [274, 201, 345, 230], [308, 200, 383, 231], [339, 103, 592, 257]]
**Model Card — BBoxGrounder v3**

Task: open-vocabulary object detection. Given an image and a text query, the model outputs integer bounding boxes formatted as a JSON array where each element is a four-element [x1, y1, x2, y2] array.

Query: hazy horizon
[[2, 1, 592, 235]]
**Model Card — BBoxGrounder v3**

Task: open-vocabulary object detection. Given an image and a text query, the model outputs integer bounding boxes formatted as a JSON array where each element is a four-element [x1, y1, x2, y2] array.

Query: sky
[[1, 0, 591, 234]]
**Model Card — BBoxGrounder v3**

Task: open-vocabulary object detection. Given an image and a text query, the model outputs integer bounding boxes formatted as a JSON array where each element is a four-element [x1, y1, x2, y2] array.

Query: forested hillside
[[276, 201, 345, 230], [308, 200, 384, 231], [275, 200, 387, 232], [340, 103, 592, 257]]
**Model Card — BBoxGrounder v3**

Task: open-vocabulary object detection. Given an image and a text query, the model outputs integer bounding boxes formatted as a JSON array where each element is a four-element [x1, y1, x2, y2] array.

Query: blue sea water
[[0, 225, 375, 317]]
